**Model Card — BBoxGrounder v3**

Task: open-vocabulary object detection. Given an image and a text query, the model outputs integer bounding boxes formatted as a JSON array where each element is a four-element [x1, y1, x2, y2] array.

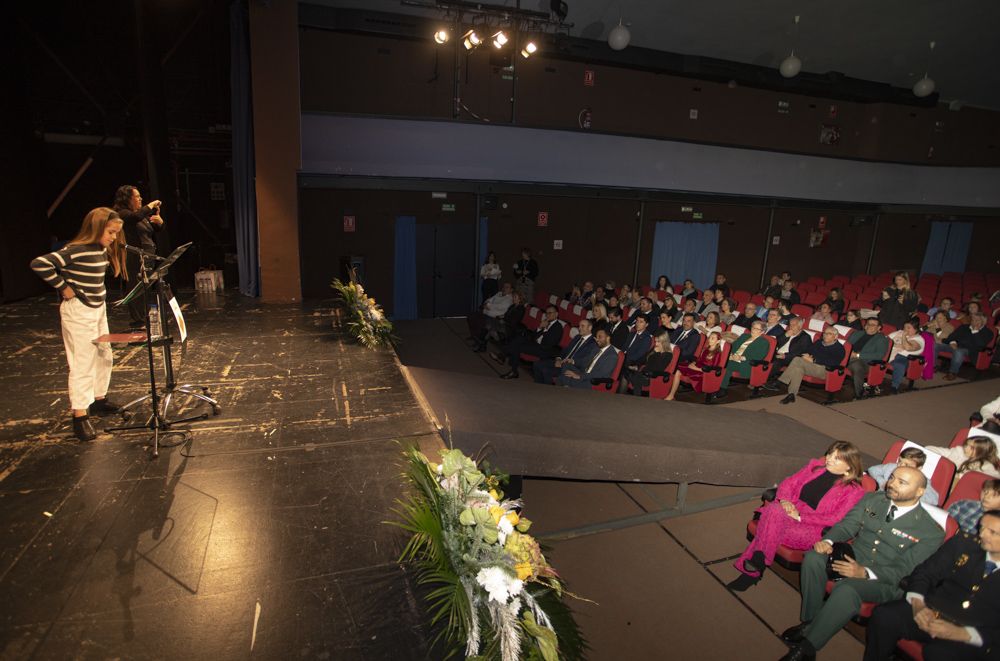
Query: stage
[[0, 292, 438, 659]]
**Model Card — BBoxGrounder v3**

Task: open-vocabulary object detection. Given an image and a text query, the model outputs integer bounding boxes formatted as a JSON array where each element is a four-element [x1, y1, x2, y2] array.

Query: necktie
[[566, 337, 583, 359], [586, 346, 608, 373], [986, 560, 997, 577], [627, 334, 637, 350], [886, 505, 897, 522]]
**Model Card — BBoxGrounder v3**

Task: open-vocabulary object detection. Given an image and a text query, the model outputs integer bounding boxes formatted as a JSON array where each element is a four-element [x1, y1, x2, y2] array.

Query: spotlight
[[433, 29, 449, 45], [491, 30, 509, 49], [520, 41, 538, 58], [462, 29, 482, 50]]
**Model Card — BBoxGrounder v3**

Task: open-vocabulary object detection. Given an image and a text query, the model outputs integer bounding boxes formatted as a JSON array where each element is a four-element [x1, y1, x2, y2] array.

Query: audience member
[[761, 274, 783, 299], [763, 317, 812, 391], [937, 313, 994, 380], [810, 303, 836, 325], [497, 304, 562, 379], [626, 332, 674, 396], [732, 302, 759, 330], [712, 319, 770, 402], [670, 314, 701, 363], [622, 315, 654, 371], [590, 303, 610, 333], [763, 309, 786, 343], [824, 288, 845, 316], [707, 273, 731, 298], [665, 331, 725, 401], [681, 297, 699, 317], [924, 309, 954, 345], [694, 289, 716, 316], [627, 296, 659, 331], [590, 285, 607, 309], [756, 295, 778, 319], [780, 279, 801, 306], [512, 248, 539, 304], [927, 296, 958, 319], [847, 318, 890, 399], [480, 251, 501, 300], [878, 272, 919, 329], [778, 299, 795, 323], [468, 282, 513, 351], [606, 293, 620, 310], [565, 284, 583, 306], [778, 326, 846, 405], [867, 446, 940, 506], [863, 509, 1000, 661], [618, 284, 633, 306], [778, 467, 944, 661], [981, 396, 1000, 425], [607, 307, 630, 351], [888, 319, 926, 393], [719, 298, 737, 326], [654, 275, 673, 294], [844, 309, 864, 331], [728, 441, 865, 591], [956, 301, 984, 326], [925, 436, 1000, 485], [695, 311, 723, 336], [533, 318, 597, 385], [948, 479, 1000, 536], [558, 328, 619, 388], [680, 279, 697, 298], [659, 296, 681, 327], [578, 281, 594, 307]]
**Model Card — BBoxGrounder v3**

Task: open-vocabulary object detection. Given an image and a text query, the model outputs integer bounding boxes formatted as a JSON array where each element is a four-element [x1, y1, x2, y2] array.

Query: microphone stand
[[108, 244, 220, 458]]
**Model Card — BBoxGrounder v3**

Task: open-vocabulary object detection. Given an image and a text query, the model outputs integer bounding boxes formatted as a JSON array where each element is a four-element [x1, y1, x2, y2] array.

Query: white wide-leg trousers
[[60, 298, 112, 411]]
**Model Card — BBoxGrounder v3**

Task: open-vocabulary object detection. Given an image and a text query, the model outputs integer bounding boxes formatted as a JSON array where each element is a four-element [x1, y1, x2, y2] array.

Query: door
[[414, 223, 476, 317]]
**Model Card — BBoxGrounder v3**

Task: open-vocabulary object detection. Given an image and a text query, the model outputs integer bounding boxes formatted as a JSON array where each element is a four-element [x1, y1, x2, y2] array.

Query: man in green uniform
[[779, 466, 946, 661]]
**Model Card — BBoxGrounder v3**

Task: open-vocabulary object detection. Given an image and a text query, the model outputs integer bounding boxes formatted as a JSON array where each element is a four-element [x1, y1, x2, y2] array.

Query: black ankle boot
[[88, 398, 121, 416], [73, 415, 97, 442]]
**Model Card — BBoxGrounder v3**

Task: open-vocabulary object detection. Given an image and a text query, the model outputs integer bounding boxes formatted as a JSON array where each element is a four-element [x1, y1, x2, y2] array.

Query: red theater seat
[[591, 350, 626, 393]]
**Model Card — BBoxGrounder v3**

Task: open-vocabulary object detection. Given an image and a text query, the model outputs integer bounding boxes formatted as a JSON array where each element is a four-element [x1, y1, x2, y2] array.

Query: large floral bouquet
[[392, 446, 586, 661], [330, 277, 395, 349]]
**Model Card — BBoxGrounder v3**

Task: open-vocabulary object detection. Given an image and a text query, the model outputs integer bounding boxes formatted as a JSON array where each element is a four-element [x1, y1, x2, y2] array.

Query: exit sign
[[343, 215, 356, 232], [584, 70, 595, 87]]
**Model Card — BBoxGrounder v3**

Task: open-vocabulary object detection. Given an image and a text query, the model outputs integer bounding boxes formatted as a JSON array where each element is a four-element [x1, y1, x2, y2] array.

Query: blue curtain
[[393, 216, 417, 320], [921, 221, 973, 275], [230, 0, 259, 296], [649, 222, 719, 291]]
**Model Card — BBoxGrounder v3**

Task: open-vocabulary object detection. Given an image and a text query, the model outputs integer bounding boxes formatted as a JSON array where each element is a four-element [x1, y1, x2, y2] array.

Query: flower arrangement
[[330, 277, 395, 349], [392, 446, 587, 661]]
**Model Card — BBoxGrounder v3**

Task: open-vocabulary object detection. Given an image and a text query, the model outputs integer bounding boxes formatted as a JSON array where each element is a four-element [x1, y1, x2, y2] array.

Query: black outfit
[[878, 288, 919, 329], [708, 283, 731, 298], [762, 284, 784, 299], [799, 471, 840, 510], [628, 350, 673, 395], [609, 320, 630, 351], [669, 327, 700, 363], [505, 321, 562, 371], [806, 338, 847, 367], [733, 314, 758, 329], [864, 533, 1000, 661], [770, 332, 813, 377], [824, 298, 845, 316], [116, 204, 160, 327], [591, 318, 610, 334], [847, 318, 864, 331], [514, 259, 539, 283], [780, 288, 801, 306], [765, 324, 786, 347], [950, 325, 995, 354]]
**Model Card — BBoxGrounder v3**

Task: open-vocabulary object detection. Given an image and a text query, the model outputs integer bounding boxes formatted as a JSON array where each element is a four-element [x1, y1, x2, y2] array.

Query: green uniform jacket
[[825, 491, 945, 590], [847, 330, 890, 362], [722, 334, 771, 383]]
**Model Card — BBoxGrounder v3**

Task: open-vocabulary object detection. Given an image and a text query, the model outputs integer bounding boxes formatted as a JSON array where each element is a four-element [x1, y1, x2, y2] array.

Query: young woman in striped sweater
[[31, 207, 126, 441]]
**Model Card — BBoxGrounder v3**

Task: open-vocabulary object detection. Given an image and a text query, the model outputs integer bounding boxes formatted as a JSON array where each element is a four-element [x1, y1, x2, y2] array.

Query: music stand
[[108, 242, 221, 457]]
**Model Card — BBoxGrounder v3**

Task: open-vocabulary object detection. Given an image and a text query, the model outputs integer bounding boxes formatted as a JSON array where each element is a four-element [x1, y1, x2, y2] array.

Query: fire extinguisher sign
[[537, 211, 549, 227]]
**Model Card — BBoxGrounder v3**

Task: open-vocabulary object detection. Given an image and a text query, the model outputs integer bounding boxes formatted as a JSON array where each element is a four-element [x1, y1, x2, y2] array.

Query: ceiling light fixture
[[462, 29, 482, 50], [608, 18, 630, 51], [913, 41, 936, 98], [779, 15, 802, 78], [491, 30, 509, 49], [520, 41, 538, 58]]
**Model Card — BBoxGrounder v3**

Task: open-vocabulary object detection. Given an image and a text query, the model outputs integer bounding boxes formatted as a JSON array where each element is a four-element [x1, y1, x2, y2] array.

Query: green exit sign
[[442, 203, 455, 212]]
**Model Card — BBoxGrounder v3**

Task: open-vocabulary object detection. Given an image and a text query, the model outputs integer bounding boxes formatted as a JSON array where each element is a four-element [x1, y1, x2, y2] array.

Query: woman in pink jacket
[[728, 440, 866, 591]]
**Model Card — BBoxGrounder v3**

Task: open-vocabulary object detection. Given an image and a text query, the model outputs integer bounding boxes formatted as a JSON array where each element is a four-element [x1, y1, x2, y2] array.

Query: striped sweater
[[31, 244, 110, 308]]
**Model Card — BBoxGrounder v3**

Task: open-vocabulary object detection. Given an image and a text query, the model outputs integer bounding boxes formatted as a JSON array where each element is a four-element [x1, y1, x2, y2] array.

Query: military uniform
[[864, 532, 1000, 660], [798, 492, 945, 649]]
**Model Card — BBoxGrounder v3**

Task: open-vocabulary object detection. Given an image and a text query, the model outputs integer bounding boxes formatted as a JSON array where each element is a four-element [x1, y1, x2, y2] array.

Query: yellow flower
[[489, 489, 500, 501], [504, 511, 519, 527], [514, 562, 533, 581], [489, 505, 505, 524]]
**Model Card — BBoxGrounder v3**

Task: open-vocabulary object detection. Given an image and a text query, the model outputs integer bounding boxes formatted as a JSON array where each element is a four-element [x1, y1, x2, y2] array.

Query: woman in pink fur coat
[[728, 441, 866, 591]]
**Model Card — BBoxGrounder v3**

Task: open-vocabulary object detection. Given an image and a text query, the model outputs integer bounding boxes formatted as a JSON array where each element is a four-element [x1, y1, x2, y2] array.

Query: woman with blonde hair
[[589, 302, 609, 333], [926, 436, 1000, 486], [31, 207, 126, 441]]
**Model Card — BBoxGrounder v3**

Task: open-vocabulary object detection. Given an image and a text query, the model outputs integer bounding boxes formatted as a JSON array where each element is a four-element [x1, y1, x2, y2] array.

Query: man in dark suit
[[847, 317, 891, 398], [559, 328, 619, 389], [779, 467, 946, 661], [627, 297, 658, 331], [864, 509, 1000, 661], [607, 307, 630, 351], [938, 313, 994, 381], [777, 326, 846, 404], [670, 313, 701, 363], [533, 318, 596, 384], [621, 314, 653, 369], [499, 305, 562, 379], [763, 316, 812, 390], [764, 308, 787, 345]]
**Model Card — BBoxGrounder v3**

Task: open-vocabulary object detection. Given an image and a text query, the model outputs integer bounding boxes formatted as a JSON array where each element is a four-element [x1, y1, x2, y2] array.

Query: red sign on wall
[[537, 211, 549, 227], [584, 70, 595, 87], [343, 215, 356, 232], [818, 215, 827, 229]]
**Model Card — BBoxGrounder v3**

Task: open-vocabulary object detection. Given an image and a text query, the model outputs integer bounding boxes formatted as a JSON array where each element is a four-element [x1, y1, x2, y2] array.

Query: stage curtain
[[230, 0, 260, 296], [921, 221, 972, 275], [394, 216, 418, 320], [649, 221, 719, 291]]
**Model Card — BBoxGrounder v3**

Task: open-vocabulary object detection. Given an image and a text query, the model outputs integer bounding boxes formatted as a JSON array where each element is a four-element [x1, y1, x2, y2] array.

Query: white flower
[[475, 567, 523, 604], [498, 516, 514, 536]]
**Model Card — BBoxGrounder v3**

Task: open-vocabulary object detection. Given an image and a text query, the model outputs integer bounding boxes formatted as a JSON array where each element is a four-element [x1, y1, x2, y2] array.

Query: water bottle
[[149, 304, 163, 339]]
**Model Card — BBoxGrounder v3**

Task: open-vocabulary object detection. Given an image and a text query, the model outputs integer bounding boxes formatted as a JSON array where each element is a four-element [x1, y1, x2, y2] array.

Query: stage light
[[520, 41, 538, 58], [434, 29, 450, 45], [462, 29, 482, 50], [492, 30, 509, 49]]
